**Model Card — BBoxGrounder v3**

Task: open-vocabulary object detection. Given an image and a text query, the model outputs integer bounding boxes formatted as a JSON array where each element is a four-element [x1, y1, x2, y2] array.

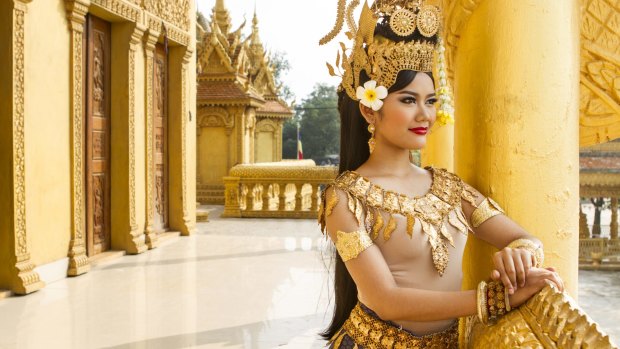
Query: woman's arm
[[460, 184, 550, 293]]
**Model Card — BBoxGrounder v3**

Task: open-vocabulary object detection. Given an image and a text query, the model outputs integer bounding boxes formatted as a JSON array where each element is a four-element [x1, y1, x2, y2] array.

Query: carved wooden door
[[153, 43, 169, 231], [85, 15, 111, 256]]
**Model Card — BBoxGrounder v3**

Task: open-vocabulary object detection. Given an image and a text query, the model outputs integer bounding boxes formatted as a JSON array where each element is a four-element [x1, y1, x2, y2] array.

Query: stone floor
[[0, 206, 618, 348]]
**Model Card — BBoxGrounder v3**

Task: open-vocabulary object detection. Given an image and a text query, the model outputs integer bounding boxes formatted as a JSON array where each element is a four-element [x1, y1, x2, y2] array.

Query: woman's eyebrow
[[397, 90, 437, 98]]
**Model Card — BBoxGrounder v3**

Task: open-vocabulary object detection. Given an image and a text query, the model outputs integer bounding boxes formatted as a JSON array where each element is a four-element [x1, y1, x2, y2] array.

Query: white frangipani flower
[[356, 80, 388, 111]]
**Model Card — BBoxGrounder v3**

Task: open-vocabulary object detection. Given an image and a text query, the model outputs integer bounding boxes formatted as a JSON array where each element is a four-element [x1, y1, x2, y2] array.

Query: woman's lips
[[409, 127, 428, 135]]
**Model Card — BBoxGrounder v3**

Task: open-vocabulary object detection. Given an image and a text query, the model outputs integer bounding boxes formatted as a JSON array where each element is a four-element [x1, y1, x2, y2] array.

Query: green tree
[[269, 51, 295, 105], [283, 84, 339, 161]]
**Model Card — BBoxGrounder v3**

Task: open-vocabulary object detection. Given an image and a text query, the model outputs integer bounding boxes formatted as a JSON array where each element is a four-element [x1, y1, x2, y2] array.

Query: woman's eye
[[401, 97, 416, 104], [426, 98, 438, 105]]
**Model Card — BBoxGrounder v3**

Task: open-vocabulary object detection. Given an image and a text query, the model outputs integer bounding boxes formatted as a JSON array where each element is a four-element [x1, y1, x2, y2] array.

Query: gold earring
[[368, 124, 376, 154]]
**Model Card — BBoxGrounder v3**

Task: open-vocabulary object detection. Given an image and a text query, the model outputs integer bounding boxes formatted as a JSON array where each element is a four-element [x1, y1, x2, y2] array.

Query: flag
[[297, 123, 304, 160]]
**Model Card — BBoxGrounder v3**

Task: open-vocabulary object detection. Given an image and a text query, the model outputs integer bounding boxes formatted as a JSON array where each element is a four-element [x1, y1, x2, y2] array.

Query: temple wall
[[0, 0, 196, 294], [24, 0, 73, 267]]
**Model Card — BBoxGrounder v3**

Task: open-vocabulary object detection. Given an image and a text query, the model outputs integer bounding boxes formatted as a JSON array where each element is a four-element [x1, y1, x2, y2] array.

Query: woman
[[317, 1, 565, 347]]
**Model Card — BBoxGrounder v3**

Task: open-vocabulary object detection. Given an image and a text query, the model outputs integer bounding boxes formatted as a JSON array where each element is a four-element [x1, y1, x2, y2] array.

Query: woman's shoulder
[[426, 166, 479, 206]]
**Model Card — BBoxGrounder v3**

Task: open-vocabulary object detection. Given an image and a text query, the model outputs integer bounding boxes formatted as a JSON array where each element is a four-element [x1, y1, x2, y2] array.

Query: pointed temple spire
[[213, 0, 232, 35]]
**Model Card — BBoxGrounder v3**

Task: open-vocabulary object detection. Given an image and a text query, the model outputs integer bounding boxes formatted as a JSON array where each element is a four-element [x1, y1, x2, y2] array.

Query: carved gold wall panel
[[580, 0, 620, 146]]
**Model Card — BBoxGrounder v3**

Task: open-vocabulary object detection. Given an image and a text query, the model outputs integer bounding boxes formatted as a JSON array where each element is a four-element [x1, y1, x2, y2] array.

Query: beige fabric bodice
[[319, 167, 479, 335]]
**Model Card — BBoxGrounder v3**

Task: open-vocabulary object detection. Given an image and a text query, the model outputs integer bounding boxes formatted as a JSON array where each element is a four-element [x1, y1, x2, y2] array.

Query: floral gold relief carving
[[144, 32, 158, 248], [65, 0, 90, 276], [9, 1, 44, 294], [580, 0, 620, 146], [144, 0, 190, 31], [90, 0, 140, 22]]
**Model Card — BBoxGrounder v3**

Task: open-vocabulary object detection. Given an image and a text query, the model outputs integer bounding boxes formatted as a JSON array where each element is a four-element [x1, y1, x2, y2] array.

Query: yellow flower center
[[364, 89, 377, 101]]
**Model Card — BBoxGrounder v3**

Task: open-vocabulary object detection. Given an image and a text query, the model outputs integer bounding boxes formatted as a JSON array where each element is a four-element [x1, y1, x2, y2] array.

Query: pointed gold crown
[[320, 0, 442, 99], [320, 0, 455, 125]]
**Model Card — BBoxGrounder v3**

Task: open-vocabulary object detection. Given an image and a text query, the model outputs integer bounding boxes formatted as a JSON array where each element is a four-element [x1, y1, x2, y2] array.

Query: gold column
[[611, 197, 618, 240], [0, 0, 45, 294], [143, 28, 159, 249], [452, 1, 581, 295], [421, 124, 454, 171], [65, 0, 90, 276]]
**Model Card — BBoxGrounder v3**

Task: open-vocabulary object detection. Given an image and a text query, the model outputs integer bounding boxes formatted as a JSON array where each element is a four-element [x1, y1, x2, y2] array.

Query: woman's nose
[[416, 106, 431, 121]]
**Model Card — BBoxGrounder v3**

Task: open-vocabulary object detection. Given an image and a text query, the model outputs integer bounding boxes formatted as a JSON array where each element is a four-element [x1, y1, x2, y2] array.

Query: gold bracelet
[[471, 197, 505, 228], [507, 238, 544, 267], [487, 281, 509, 325], [477, 281, 489, 325]]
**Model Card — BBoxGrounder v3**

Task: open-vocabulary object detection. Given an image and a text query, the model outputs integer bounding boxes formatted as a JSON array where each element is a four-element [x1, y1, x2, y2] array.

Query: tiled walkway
[[0, 207, 618, 348]]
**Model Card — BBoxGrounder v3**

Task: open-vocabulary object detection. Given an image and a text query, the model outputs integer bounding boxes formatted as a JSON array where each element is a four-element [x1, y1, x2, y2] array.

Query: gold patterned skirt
[[328, 302, 459, 349]]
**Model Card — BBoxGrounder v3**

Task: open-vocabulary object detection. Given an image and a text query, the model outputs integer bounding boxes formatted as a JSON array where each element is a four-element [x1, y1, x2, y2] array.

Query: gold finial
[[213, 0, 232, 34]]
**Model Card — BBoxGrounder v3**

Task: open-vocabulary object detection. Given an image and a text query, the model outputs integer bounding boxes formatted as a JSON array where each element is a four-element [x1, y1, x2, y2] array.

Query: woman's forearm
[[368, 287, 477, 322]]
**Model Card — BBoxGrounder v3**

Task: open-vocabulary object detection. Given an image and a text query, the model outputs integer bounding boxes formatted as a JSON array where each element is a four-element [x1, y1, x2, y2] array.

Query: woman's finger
[[520, 252, 532, 287], [513, 250, 526, 289], [493, 253, 512, 293], [502, 251, 518, 291]]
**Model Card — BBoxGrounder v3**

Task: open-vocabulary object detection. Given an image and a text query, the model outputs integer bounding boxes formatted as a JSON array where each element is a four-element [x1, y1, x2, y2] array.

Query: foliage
[[269, 51, 295, 105], [197, 11, 209, 31], [282, 84, 340, 161]]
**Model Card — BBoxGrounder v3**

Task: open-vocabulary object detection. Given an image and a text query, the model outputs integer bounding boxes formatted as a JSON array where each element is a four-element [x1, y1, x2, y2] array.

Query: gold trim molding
[[8, 0, 45, 295], [127, 24, 148, 254], [66, 0, 91, 277], [143, 29, 159, 249], [181, 48, 195, 235]]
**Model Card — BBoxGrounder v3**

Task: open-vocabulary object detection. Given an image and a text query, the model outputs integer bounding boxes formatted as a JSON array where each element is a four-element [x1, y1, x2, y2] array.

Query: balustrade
[[222, 161, 337, 218]]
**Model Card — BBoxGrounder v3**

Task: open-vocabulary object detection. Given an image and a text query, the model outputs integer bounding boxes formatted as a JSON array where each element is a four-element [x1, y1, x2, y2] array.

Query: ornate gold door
[[153, 43, 169, 231], [85, 15, 111, 256]]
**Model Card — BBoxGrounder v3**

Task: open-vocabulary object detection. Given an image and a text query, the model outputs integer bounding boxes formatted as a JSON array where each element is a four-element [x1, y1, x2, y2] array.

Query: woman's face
[[372, 72, 437, 151]]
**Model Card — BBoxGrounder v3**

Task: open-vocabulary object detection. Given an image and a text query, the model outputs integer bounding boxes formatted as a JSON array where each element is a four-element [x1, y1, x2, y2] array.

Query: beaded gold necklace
[[319, 167, 478, 275]]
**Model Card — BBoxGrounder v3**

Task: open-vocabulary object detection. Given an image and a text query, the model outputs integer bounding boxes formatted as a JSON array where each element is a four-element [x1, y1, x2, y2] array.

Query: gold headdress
[[320, 0, 454, 125]]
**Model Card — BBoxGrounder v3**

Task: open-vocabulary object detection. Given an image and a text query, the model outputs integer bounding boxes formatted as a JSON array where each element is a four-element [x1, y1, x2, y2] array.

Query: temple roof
[[197, 79, 263, 106], [196, 1, 292, 117], [256, 98, 294, 118], [580, 139, 620, 196]]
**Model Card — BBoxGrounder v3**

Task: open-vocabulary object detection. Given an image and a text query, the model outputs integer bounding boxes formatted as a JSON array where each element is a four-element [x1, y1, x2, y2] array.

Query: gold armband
[[335, 230, 373, 262], [471, 197, 505, 228], [507, 238, 544, 267]]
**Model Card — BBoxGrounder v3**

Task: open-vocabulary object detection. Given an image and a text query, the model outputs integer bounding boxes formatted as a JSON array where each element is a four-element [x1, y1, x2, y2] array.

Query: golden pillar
[[0, 0, 45, 294], [110, 22, 148, 254], [452, 1, 581, 296], [422, 124, 454, 171], [65, 0, 91, 276]]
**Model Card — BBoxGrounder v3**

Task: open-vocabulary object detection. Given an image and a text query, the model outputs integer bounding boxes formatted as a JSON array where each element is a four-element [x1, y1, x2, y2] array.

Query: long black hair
[[320, 17, 438, 341]]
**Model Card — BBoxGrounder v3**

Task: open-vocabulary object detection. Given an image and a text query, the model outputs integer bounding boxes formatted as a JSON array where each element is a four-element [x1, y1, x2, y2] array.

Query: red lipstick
[[409, 127, 428, 135]]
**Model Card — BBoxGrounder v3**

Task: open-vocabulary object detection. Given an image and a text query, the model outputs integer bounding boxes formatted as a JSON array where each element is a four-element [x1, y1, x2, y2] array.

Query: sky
[[198, 0, 354, 104]]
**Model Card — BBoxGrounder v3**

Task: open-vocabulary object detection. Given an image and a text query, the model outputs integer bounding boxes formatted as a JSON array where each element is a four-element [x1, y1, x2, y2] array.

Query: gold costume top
[[319, 167, 481, 276]]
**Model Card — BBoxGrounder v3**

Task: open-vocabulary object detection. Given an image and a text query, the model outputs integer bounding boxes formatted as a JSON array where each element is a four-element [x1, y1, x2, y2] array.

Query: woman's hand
[[506, 267, 565, 308], [490, 247, 535, 294]]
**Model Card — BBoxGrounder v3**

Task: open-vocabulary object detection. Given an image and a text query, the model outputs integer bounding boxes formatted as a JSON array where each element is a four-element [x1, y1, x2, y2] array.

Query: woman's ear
[[358, 102, 377, 124]]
